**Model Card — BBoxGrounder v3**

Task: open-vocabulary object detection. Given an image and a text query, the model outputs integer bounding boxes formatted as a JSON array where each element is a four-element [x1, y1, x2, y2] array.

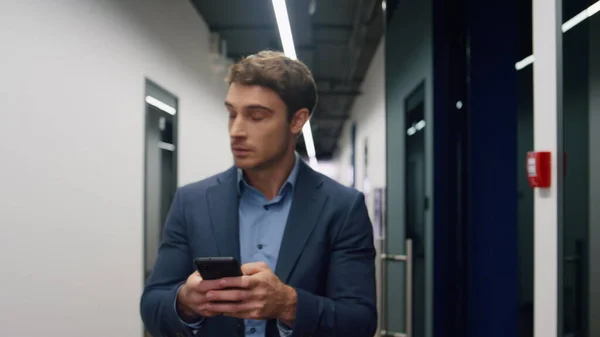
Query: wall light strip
[[145, 96, 176, 115], [515, 0, 600, 71], [271, 0, 317, 163]]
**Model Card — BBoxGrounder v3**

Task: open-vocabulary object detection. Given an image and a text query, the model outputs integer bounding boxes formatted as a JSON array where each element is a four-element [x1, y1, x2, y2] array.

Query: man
[[140, 50, 377, 337]]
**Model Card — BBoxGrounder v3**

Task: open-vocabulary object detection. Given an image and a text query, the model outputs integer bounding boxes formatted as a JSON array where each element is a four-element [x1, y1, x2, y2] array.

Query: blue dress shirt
[[175, 154, 301, 337]]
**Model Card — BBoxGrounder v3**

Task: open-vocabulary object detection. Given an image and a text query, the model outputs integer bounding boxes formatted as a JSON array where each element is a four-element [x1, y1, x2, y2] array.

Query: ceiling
[[191, 0, 385, 160]]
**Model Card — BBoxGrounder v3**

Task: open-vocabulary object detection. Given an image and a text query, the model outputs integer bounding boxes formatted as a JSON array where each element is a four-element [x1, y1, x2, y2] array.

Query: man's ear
[[290, 108, 310, 135]]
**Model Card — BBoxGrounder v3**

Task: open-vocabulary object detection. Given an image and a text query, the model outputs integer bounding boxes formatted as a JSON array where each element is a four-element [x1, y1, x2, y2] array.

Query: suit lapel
[[206, 167, 241, 262], [275, 161, 328, 283]]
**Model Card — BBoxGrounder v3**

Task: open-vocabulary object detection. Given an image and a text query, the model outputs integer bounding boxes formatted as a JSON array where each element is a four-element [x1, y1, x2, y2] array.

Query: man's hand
[[176, 271, 230, 323], [204, 262, 297, 326]]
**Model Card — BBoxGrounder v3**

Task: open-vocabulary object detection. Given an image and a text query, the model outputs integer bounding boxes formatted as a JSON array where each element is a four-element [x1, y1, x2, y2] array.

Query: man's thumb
[[241, 261, 269, 275]]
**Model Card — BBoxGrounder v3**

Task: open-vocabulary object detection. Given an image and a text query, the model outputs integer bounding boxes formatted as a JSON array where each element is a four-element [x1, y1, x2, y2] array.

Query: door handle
[[379, 239, 413, 337], [405, 239, 413, 337]]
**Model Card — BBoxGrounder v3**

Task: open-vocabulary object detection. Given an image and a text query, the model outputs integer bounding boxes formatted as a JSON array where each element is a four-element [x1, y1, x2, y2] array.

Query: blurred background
[[0, 1, 598, 337]]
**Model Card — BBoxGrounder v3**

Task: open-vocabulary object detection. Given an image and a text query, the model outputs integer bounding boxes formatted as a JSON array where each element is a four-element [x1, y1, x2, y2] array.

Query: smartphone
[[193, 257, 243, 280]]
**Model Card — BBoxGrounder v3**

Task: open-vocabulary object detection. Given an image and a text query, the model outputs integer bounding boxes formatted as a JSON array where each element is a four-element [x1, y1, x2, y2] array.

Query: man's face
[[225, 83, 307, 170]]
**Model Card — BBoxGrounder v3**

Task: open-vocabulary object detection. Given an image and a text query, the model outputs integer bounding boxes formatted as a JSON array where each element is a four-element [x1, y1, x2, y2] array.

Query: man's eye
[[249, 112, 267, 121]]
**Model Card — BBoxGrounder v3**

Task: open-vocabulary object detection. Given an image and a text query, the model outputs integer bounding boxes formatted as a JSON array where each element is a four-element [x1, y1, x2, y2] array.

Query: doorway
[[381, 80, 430, 337], [143, 79, 178, 283], [405, 83, 427, 337]]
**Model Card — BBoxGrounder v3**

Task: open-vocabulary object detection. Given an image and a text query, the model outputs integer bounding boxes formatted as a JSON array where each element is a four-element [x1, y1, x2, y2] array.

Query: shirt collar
[[237, 152, 301, 196]]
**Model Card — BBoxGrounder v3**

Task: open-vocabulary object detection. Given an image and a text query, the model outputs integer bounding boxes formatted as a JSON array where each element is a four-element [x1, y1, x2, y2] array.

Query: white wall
[[335, 41, 386, 203], [310, 160, 340, 181], [0, 1, 231, 336]]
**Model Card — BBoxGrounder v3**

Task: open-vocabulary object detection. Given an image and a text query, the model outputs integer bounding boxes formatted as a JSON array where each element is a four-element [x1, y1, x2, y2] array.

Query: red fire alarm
[[527, 151, 551, 188]]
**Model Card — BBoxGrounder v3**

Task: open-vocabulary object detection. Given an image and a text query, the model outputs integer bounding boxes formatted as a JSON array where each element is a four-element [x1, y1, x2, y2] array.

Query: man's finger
[[206, 301, 255, 314], [206, 289, 250, 302], [187, 289, 208, 306], [221, 310, 259, 320], [199, 310, 218, 318], [195, 279, 229, 293], [241, 262, 269, 275], [219, 275, 257, 289]]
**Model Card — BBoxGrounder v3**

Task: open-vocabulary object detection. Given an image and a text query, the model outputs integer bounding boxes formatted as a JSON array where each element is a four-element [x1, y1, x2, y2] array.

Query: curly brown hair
[[225, 50, 318, 121]]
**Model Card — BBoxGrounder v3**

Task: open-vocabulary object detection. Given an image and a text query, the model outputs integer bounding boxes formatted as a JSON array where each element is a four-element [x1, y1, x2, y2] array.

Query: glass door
[[559, 0, 599, 336], [404, 84, 427, 337], [383, 1, 434, 336], [532, 0, 600, 336], [381, 82, 428, 337]]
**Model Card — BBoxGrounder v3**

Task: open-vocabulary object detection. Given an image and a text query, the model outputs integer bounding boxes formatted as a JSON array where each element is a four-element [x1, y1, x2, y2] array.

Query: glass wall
[[560, 0, 600, 336], [516, 1, 534, 336]]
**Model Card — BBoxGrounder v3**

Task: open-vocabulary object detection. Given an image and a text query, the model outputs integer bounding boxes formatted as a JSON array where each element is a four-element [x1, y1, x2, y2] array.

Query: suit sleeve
[[292, 192, 378, 337], [140, 188, 200, 337]]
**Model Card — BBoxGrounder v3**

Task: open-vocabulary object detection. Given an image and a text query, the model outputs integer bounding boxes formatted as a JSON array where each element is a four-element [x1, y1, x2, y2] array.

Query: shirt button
[[249, 328, 256, 333], [263, 205, 269, 210], [257, 244, 263, 249]]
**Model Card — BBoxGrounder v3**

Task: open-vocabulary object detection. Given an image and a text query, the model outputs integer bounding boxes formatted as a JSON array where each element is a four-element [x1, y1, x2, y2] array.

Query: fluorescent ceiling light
[[302, 121, 317, 157], [158, 141, 176, 151], [407, 120, 426, 136], [271, 0, 297, 60], [145, 96, 176, 115], [271, 0, 318, 163], [562, 0, 600, 32], [516, 0, 600, 71], [301, 117, 317, 164], [562, 10, 589, 32], [308, 156, 319, 169], [515, 55, 535, 71], [589, 1, 600, 16], [308, 0, 317, 16]]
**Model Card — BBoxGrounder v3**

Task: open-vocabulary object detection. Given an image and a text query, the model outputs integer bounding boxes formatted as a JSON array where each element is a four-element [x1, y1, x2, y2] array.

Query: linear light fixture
[[515, 55, 535, 71], [271, 0, 297, 59], [515, 0, 600, 71], [271, 0, 318, 164], [145, 96, 176, 115], [562, 1, 600, 32], [406, 120, 426, 136], [158, 141, 176, 151]]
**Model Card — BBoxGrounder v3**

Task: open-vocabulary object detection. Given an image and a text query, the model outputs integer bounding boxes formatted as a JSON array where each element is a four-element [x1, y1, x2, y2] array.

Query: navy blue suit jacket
[[140, 160, 377, 337]]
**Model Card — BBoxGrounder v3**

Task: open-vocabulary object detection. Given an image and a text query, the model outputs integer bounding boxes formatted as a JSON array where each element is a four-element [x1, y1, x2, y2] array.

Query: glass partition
[[516, 1, 534, 336], [560, 1, 600, 336]]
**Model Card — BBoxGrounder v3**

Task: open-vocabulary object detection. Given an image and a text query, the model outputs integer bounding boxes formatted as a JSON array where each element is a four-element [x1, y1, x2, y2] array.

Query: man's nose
[[229, 116, 247, 138]]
